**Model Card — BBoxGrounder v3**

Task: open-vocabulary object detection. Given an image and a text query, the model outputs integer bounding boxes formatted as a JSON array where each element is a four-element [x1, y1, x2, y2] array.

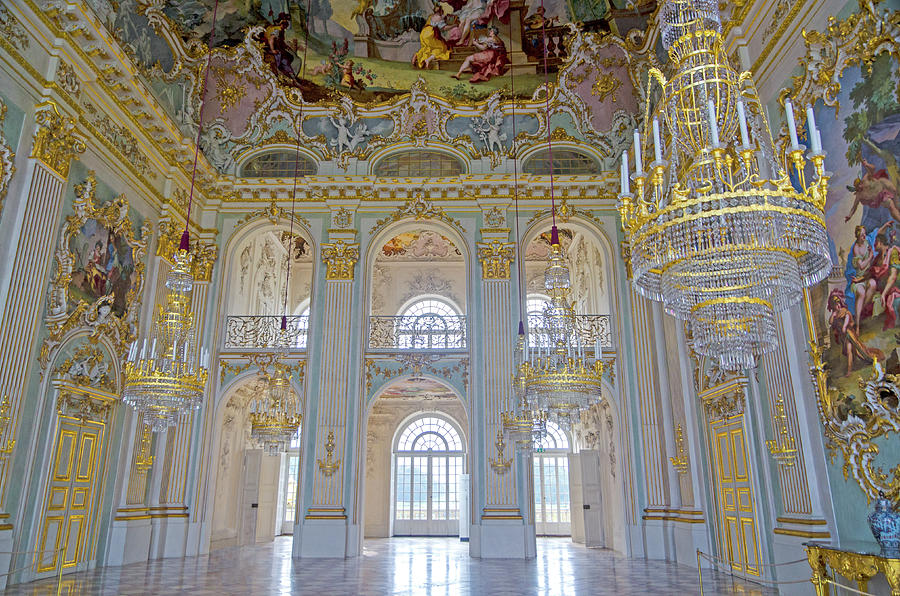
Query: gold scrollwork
[[133, 424, 154, 474], [56, 388, 115, 424], [40, 172, 151, 371], [476, 240, 515, 280], [369, 194, 466, 237], [31, 102, 85, 178], [317, 430, 341, 476], [806, 543, 900, 596], [0, 396, 16, 460], [53, 343, 116, 393], [321, 240, 360, 280], [669, 423, 689, 475], [765, 396, 798, 468], [157, 221, 218, 282]]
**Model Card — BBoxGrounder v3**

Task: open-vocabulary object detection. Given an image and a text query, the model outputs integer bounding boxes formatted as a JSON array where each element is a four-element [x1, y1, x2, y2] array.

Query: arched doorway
[[533, 421, 572, 536], [392, 414, 465, 536]]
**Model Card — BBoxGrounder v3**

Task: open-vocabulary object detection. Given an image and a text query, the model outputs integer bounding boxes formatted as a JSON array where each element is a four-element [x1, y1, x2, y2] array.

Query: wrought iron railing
[[368, 315, 467, 350], [527, 313, 614, 350], [223, 315, 309, 350]]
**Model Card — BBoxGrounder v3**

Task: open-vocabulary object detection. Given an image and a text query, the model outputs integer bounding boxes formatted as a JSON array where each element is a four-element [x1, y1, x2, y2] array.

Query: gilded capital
[[31, 103, 85, 178], [157, 221, 218, 282], [477, 240, 515, 280], [321, 240, 360, 280]]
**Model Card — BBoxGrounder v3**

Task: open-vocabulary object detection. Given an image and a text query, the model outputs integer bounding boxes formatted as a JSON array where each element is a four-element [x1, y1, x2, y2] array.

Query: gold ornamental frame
[[788, 0, 900, 503], [40, 172, 151, 370]]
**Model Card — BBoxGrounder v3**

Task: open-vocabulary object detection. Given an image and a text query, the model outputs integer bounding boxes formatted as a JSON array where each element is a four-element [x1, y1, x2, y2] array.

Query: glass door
[[533, 421, 572, 536]]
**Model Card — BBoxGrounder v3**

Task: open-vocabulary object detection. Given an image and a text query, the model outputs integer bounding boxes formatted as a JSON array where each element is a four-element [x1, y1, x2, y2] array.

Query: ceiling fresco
[[378, 376, 459, 401], [83, 0, 658, 175], [379, 231, 463, 261]]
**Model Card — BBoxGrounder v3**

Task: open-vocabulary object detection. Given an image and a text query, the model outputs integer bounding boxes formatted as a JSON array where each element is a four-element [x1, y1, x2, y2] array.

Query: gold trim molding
[[31, 102, 85, 178]]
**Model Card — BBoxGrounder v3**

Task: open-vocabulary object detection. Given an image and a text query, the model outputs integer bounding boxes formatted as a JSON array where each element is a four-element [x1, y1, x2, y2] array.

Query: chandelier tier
[[249, 361, 301, 455], [123, 249, 210, 431], [518, 228, 607, 429], [502, 328, 548, 451], [618, 0, 831, 370]]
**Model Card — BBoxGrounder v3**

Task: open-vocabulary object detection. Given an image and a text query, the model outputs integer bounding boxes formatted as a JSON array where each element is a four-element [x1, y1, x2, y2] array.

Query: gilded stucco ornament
[[789, 0, 900, 504], [0, 99, 15, 216], [40, 172, 150, 371], [477, 241, 515, 280], [53, 344, 116, 393], [56, 388, 115, 423], [157, 220, 218, 282], [321, 240, 360, 280], [31, 102, 85, 178], [369, 194, 465, 237]]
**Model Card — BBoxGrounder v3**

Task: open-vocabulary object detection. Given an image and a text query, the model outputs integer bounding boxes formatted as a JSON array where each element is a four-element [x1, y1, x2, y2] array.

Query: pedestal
[[107, 516, 152, 566]]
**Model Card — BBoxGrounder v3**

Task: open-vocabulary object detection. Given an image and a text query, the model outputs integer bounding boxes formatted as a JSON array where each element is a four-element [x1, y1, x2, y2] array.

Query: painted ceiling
[[83, 0, 659, 175]]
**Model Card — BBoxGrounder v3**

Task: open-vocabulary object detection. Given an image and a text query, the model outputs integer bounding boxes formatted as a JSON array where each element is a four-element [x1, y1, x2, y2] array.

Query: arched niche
[[522, 220, 612, 316], [370, 147, 467, 177], [367, 223, 468, 317], [224, 220, 316, 317], [208, 372, 303, 550], [238, 149, 317, 179], [522, 147, 601, 175]]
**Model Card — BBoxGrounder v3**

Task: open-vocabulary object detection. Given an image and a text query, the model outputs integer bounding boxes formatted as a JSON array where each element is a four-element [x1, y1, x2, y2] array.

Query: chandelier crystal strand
[[618, 0, 831, 370], [123, 250, 210, 430]]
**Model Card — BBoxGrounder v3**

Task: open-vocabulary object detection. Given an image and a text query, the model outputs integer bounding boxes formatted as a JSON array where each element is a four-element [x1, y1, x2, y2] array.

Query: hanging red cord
[[537, 0, 557, 235], [282, 0, 314, 332], [181, 0, 221, 251]]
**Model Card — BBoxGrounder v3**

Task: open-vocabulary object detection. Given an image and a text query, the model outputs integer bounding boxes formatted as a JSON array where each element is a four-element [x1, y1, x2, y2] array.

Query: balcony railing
[[223, 315, 309, 350], [369, 315, 467, 350], [527, 313, 614, 351]]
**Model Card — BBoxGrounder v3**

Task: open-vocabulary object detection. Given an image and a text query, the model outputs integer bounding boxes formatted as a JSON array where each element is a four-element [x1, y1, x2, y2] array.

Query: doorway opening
[[533, 420, 572, 536], [392, 415, 465, 536]]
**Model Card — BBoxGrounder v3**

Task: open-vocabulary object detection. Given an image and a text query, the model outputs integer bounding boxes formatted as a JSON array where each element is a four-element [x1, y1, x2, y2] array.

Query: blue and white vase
[[868, 492, 900, 558]]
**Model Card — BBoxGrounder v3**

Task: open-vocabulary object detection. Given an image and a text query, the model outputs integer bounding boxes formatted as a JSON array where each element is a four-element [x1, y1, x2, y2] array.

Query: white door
[[392, 416, 464, 536], [533, 421, 572, 536]]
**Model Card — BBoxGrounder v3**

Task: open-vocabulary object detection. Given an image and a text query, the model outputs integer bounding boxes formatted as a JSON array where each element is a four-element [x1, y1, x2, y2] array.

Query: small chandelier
[[249, 360, 301, 455], [502, 326, 548, 450], [123, 249, 210, 431], [618, 0, 830, 370], [518, 228, 606, 429]]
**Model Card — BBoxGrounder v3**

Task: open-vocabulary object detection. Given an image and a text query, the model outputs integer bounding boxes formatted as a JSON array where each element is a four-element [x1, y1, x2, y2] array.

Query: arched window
[[526, 294, 551, 349], [241, 151, 317, 178], [394, 416, 464, 536], [374, 150, 465, 177], [533, 420, 571, 536], [523, 148, 599, 175], [396, 297, 464, 349]]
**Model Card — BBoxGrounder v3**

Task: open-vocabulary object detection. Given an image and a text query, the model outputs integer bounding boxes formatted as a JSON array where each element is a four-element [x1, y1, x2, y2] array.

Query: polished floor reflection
[[3, 537, 775, 595]]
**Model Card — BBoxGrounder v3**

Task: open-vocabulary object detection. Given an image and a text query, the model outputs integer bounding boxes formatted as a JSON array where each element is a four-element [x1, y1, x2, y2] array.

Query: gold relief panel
[[702, 384, 747, 423], [31, 103, 85, 179], [0, 99, 15, 216], [55, 385, 116, 424], [477, 240, 515, 280], [157, 221, 218, 282], [321, 240, 359, 280], [40, 172, 151, 370]]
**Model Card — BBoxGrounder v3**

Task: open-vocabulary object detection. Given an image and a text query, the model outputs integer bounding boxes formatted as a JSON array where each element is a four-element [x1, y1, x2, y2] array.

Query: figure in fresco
[[846, 222, 892, 332], [340, 60, 365, 90], [845, 155, 900, 223], [452, 26, 508, 83], [828, 289, 884, 376], [871, 229, 900, 329], [254, 12, 304, 86], [455, 0, 488, 45], [87, 240, 108, 296], [523, 5, 558, 59], [412, 4, 452, 69]]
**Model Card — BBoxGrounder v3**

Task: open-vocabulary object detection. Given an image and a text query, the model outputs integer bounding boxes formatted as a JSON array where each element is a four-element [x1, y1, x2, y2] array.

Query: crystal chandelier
[[502, 325, 548, 450], [518, 228, 607, 429], [122, 1, 219, 428], [249, 360, 301, 455], [618, 0, 830, 370], [123, 250, 210, 431]]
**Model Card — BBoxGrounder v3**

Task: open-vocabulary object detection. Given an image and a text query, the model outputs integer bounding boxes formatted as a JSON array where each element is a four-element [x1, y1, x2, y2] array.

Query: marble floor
[[3, 537, 776, 595]]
